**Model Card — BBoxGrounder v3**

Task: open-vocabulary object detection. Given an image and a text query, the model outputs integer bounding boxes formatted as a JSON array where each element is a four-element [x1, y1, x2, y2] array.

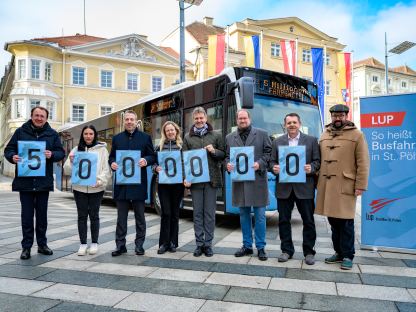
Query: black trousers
[[278, 191, 316, 257], [73, 190, 104, 244], [19, 191, 49, 249], [115, 200, 145, 249], [158, 183, 184, 247], [328, 217, 355, 260]]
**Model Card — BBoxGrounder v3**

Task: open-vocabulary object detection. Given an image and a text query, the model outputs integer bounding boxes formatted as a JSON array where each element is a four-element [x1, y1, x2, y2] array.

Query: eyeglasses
[[331, 114, 346, 119]]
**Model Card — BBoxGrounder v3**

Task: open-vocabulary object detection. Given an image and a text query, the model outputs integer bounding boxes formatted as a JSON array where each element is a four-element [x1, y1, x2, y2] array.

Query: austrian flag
[[280, 40, 296, 75]]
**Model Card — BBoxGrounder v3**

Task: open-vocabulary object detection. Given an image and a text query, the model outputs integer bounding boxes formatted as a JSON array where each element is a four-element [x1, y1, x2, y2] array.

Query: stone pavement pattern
[[0, 175, 415, 311]]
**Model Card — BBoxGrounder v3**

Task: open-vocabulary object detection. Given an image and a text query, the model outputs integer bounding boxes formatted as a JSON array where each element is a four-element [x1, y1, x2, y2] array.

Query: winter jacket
[[4, 120, 65, 192], [63, 142, 111, 193]]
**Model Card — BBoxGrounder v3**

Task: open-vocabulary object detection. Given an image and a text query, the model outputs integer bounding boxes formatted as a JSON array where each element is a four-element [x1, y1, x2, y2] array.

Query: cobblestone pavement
[[0, 178, 415, 311]]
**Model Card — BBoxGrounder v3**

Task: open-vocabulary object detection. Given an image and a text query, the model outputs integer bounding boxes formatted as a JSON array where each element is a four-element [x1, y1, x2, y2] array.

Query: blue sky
[[0, 0, 415, 72]]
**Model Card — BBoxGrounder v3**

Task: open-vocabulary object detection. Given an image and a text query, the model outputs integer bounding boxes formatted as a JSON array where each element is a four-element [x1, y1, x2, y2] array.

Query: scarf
[[193, 124, 208, 137]]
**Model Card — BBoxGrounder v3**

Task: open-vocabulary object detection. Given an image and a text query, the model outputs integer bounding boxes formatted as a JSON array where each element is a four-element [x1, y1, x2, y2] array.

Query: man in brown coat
[[316, 104, 369, 270]]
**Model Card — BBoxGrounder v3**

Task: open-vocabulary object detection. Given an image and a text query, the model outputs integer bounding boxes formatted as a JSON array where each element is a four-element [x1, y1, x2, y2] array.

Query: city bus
[[59, 66, 322, 215]]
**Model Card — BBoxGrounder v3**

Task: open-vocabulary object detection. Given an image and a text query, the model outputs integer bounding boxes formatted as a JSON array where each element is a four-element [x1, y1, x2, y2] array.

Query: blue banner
[[17, 141, 46, 177], [252, 35, 260, 69], [312, 48, 324, 127], [183, 149, 210, 184], [157, 151, 183, 184], [230, 146, 255, 181], [361, 93, 416, 251], [278, 146, 306, 183], [72, 152, 98, 186], [116, 150, 141, 184]]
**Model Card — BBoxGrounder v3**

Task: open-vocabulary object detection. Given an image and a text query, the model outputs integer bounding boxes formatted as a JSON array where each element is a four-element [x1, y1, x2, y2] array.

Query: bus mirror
[[239, 77, 254, 109]]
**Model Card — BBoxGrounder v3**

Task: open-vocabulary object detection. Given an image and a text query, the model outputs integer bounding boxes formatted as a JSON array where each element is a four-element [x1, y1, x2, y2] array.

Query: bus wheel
[[152, 179, 162, 216]]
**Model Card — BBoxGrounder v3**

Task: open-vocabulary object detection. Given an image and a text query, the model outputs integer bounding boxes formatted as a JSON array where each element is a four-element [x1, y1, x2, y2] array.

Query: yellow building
[[162, 16, 347, 122], [0, 33, 192, 176]]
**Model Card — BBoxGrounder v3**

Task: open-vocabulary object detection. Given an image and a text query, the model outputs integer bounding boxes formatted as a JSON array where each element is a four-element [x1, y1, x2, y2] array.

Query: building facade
[[0, 33, 192, 176]]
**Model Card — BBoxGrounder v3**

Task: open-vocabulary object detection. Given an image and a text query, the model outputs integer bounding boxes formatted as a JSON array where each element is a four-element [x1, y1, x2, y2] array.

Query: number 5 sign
[[17, 141, 46, 177], [116, 150, 141, 184], [278, 146, 306, 183], [72, 152, 98, 186]]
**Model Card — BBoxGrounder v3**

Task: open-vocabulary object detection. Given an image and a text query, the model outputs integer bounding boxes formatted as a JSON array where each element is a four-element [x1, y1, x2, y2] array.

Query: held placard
[[72, 152, 98, 186], [157, 150, 183, 184], [230, 146, 255, 181], [116, 150, 141, 184], [17, 141, 46, 177], [278, 146, 306, 183], [183, 149, 210, 184]]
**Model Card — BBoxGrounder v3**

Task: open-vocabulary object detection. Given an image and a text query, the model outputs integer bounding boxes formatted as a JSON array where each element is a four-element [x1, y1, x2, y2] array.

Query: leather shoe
[[157, 244, 169, 254], [168, 242, 177, 253], [38, 245, 53, 255], [135, 246, 145, 256], [278, 252, 292, 262], [204, 246, 213, 257], [193, 246, 203, 257], [111, 247, 127, 257], [258, 248, 268, 261], [234, 246, 253, 257], [20, 248, 31, 260]]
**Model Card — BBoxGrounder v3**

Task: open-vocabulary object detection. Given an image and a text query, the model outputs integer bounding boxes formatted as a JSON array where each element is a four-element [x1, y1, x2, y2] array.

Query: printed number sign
[[116, 150, 141, 184], [158, 151, 183, 184], [278, 146, 306, 183], [183, 149, 210, 184], [72, 152, 98, 186], [230, 146, 255, 181], [17, 141, 46, 177]]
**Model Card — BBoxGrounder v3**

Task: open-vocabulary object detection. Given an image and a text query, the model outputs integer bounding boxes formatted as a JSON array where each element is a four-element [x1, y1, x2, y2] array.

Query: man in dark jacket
[[225, 109, 272, 261], [183, 107, 225, 257], [4, 107, 65, 260], [109, 110, 155, 256], [270, 113, 320, 265]]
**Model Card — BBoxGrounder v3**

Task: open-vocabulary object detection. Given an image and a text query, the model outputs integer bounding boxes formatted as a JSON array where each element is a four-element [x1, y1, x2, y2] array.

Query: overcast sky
[[1, 0, 415, 73]]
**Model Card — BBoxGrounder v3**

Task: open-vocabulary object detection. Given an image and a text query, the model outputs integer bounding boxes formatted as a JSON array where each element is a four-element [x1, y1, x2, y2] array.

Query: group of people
[[5, 103, 369, 271]]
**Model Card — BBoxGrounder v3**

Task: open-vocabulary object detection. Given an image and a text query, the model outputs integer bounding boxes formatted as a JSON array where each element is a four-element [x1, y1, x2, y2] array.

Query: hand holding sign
[[115, 150, 141, 184], [17, 141, 46, 177], [278, 146, 306, 183], [230, 146, 255, 181]]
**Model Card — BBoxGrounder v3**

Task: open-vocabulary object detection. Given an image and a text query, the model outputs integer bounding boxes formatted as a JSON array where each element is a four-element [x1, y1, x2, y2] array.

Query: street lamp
[[178, 0, 203, 83], [384, 33, 415, 94]]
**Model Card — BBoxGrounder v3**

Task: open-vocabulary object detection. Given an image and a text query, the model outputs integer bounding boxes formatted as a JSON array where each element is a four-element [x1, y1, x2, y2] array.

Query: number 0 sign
[[116, 150, 141, 184], [157, 151, 183, 184], [278, 146, 306, 183], [72, 152, 98, 186], [17, 141, 46, 177], [183, 149, 210, 184], [230, 146, 255, 181]]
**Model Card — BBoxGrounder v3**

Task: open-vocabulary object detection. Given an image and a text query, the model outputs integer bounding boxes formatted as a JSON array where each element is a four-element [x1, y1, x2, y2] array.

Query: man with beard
[[225, 109, 272, 261], [316, 104, 369, 270]]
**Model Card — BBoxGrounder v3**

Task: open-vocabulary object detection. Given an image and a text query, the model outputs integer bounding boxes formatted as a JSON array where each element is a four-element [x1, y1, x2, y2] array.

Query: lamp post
[[384, 33, 415, 94], [178, 0, 203, 83]]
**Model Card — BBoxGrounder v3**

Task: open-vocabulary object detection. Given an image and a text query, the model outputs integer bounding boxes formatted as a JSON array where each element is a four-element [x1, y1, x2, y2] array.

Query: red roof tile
[[33, 34, 105, 47], [353, 57, 384, 69], [159, 46, 192, 66], [392, 65, 416, 76], [186, 22, 225, 45]]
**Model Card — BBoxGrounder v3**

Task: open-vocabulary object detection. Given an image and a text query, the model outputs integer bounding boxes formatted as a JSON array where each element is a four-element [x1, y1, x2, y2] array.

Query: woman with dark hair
[[64, 125, 111, 256], [154, 121, 185, 254]]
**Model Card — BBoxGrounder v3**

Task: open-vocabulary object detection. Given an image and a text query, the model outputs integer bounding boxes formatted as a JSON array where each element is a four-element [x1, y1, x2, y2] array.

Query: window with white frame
[[72, 67, 85, 85], [302, 49, 311, 63], [271, 42, 281, 57], [325, 54, 330, 66], [18, 60, 26, 79], [45, 63, 52, 81], [152, 76, 162, 92], [46, 101, 55, 121], [101, 70, 113, 88], [325, 80, 330, 96], [372, 75, 379, 83], [100, 106, 112, 116], [127, 73, 138, 91], [30, 99, 41, 111], [72, 104, 85, 122], [31, 59, 41, 79], [401, 81, 408, 88], [14, 99, 24, 118]]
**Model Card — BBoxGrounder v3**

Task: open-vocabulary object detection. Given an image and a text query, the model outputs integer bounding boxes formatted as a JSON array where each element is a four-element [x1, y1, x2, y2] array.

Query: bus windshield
[[250, 94, 322, 140]]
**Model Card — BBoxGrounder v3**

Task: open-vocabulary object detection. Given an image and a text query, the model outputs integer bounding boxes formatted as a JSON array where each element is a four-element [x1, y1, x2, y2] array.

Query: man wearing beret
[[315, 104, 369, 270]]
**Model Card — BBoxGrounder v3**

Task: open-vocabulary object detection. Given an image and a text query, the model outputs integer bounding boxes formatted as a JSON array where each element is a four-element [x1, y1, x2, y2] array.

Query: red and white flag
[[280, 40, 296, 75]]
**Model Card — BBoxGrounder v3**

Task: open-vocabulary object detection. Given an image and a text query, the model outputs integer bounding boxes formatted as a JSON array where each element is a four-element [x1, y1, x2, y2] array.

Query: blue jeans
[[239, 206, 266, 250]]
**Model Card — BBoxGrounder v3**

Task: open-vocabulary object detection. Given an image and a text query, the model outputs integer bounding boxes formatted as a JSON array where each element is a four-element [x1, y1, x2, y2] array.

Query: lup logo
[[361, 112, 406, 128]]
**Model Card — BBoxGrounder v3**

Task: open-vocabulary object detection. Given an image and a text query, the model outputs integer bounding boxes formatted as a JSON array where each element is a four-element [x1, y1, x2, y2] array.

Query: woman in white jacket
[[64, 125, 111, 256]]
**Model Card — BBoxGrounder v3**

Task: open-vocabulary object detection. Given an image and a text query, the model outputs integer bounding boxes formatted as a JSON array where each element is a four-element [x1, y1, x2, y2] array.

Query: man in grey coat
[[225, 109, 272, 261], [270, 113, 320, 265]]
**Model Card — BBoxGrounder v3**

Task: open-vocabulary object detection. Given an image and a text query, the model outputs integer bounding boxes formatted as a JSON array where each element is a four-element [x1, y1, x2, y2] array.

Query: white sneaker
[[89, 243, 99, 255], [78, 244, 88, 256]]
